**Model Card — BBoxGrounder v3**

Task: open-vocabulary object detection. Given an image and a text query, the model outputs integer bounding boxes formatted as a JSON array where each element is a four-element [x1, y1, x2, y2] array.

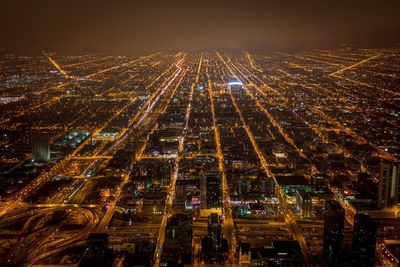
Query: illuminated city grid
[[0, 49, 399, 266]]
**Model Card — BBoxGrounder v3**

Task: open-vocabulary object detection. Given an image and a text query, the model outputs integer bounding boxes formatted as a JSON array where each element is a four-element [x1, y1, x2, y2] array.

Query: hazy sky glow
[[2, 0, 400, 51]]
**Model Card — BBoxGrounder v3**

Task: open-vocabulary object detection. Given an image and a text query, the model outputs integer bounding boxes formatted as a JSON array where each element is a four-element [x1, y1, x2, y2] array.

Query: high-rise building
[[351, 214, 377, 267], [260, 176, 275, 195], [323, 200, 345, 266], [235, 179, 250, 195], [161, 214, 192, 266], [201, 170, 222, 209], [296, 190, 312, 218], [378, 161, 399, 209], [200, 213, 228, 264], [208, 213, 222, 250], [32, 134, 50, 163], [78, 233, 113, 267], [311, 173, 328, 193]]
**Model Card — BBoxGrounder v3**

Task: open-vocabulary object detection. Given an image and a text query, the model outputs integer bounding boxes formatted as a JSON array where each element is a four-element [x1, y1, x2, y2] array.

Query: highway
[[42, 51, 70, 79], [329, 53, 382, 76]]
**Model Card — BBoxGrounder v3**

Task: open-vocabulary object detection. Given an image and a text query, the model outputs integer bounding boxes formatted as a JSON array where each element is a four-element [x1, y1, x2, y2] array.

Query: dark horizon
[[2, 0, 400, 51]]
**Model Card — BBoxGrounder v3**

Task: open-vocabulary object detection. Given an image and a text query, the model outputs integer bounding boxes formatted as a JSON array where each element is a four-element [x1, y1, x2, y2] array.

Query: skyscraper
[[378, 161, 399, 209], [323, 200, 345, 266], [161, 214, 192, 266], [32, 134, 50, 163], [296, 190, 312, 218], [208, 213, 222, 250], [201, 170, 222, 209], [78, 233, 113, 267], [200, 213, 229, 264], [311, 173, 328, 193], [351, 214, 377, 267]]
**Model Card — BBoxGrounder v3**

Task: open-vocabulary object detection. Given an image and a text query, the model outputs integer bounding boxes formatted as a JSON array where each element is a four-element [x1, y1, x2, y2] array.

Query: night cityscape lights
[[0, 49, 399, 266], [1, 1, 400, 266]]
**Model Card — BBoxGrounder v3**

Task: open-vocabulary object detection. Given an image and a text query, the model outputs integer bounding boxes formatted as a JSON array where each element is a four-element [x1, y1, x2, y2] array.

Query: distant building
[[323, 200, 345, 266], [275, 175, 312, 204], [235, 179, 251, 195], [238, 242, 251, 265], [311, 173, 328, 193], [32, 134, 50, 162], [260, 176, 275, 195], [378, 161, 399, 209], [227, 80, 244, 90], [351, 214, 377, 267], [275, 175, 312, 195], [381, 240, 400, 266], [355, 173, 379, 208], [296, 190, 312, 218]]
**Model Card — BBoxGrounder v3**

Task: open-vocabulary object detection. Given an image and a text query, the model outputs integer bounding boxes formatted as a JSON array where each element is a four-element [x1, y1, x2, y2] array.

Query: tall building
[[161, 214, 192, 266], [311, 173, 328, 193], [200, 213, 228, 264], [32, 134, 50, 163], [200, 170, 222, 209], [351, 214, 377, 267], [323, 200, 345, 266], [378, 161, 399, 209], [208, 213, 222, 250], [260, 176, 275, 195], [78, 233, 113, 267], [235, 179, 250, 195], [296, 190, 312, 218]]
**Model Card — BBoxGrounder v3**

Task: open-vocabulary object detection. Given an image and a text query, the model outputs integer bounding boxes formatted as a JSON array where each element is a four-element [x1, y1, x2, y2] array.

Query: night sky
[[2, 0, 400, 51]]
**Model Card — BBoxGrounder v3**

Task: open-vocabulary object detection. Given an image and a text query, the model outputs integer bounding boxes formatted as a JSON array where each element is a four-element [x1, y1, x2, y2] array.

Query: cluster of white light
[[228, 81, 244, 86], [0, 96, 22, 104]]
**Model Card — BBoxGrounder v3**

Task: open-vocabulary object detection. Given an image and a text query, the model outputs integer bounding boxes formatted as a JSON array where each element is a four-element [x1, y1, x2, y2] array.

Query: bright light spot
[[228, 81, 244, 86]]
